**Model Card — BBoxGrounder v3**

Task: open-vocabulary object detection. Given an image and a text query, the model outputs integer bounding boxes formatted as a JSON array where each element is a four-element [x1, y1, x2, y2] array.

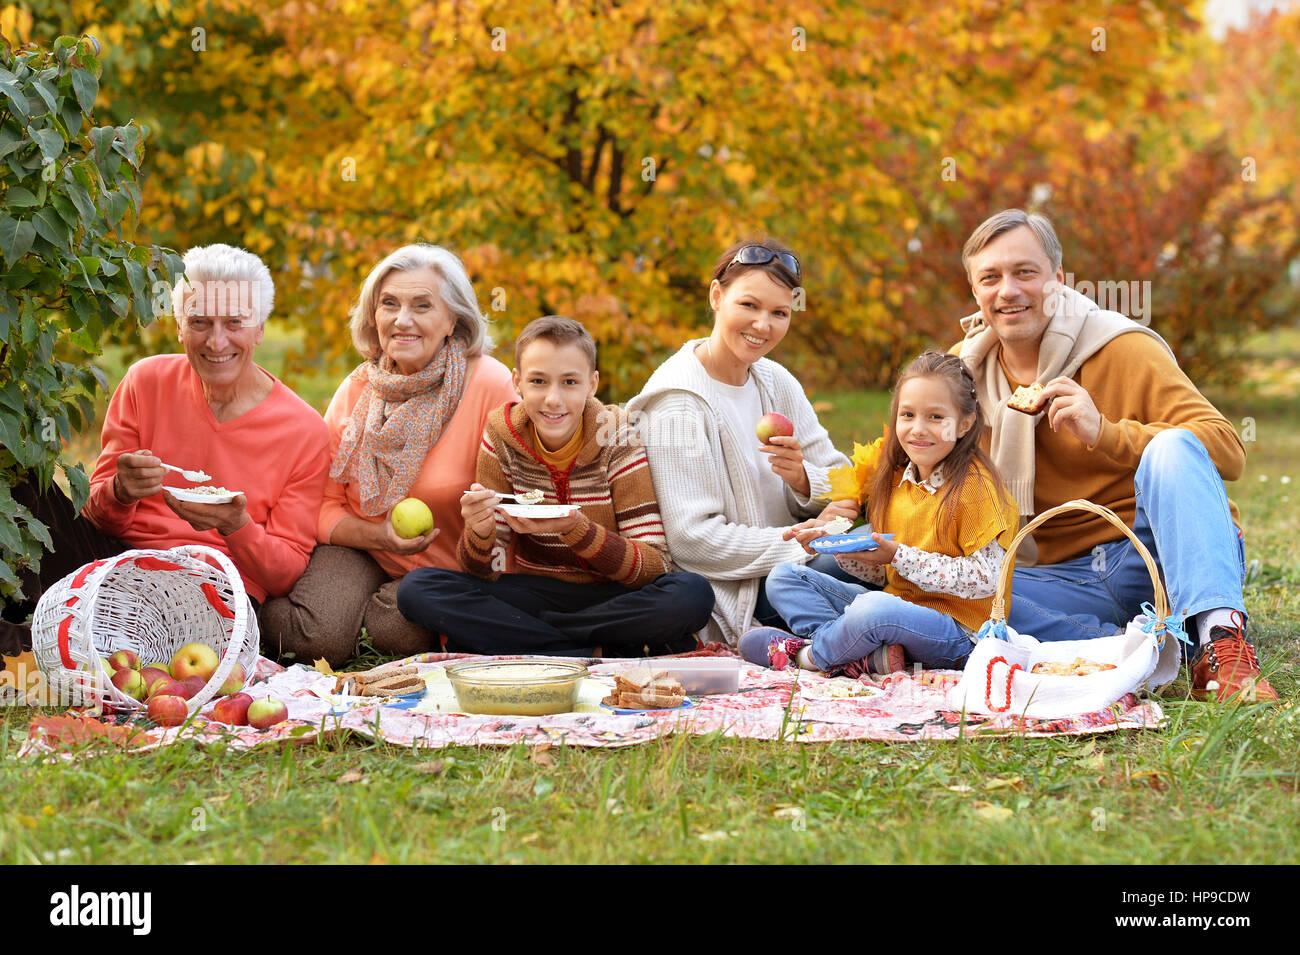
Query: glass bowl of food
[[445, 659, 588, 716]]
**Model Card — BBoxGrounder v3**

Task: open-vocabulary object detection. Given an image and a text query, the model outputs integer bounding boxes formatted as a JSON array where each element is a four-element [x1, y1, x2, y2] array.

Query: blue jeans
[[765, 562, 974, 670], [1010, 429, 1247, 643]]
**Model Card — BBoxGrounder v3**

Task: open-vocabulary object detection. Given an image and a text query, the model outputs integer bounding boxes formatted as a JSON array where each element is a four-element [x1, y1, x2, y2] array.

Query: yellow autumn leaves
[[826, 431, 888, 504]]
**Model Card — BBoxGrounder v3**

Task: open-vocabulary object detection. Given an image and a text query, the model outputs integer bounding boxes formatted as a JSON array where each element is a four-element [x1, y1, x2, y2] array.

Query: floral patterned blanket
[[15, 649, 1164, 757]]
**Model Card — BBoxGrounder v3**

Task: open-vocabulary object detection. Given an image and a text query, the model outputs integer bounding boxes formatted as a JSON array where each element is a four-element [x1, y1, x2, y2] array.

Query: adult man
[[953, 209, 1274, 703]]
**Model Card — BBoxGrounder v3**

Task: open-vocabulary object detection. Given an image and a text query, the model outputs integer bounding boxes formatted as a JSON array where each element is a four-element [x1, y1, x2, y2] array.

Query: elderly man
[[1, 245, 329, 654], [952, 209, 1274, 703]]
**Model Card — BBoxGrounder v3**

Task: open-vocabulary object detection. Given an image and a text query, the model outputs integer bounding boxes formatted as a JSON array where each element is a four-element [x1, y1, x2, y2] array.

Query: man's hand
[[461, 483, 499, 540], [759, 434, 810, 497], [1041, 377, 1103, 447], [114, 450, 166, 504], [163, 492, 251, 537]]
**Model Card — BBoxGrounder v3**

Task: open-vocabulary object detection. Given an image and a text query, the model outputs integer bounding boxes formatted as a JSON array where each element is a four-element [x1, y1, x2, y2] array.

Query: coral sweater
[[318, 355, 518, 579], [82, 355, 331, 602]]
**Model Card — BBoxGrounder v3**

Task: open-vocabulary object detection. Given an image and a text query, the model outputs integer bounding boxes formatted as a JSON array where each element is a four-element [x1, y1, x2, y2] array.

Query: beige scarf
[[957, 285, 1172, 563], [331, 336, 468, 516]]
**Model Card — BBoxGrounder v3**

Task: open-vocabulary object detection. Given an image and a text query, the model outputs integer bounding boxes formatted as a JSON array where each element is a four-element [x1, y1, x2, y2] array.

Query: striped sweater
[[458, 399, 672, 587]]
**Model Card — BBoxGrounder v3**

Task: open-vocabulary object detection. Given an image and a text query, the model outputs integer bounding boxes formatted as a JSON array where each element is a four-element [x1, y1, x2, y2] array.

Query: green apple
[[391, 497, 434, 539], [247, 697, 289, 729]]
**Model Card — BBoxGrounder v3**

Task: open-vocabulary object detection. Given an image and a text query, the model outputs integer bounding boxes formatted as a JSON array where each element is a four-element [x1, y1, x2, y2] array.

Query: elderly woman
[[1, 244, 331, 654], [260, 244, 517, 666], [626, 239, 852, 646]]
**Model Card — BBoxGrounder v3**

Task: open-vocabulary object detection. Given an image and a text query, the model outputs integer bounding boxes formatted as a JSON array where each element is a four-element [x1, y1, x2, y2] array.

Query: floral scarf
[[330, 335, 468, 516]]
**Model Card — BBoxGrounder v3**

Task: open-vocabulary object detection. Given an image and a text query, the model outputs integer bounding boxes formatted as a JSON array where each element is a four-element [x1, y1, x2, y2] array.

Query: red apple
[[180, 675, 208, 698], [210, 692, 253, 726], [140, 665, 171, 693], [149, 678, 189, 700], [110, 667, 148, 701], [106, 649, 141, 672], [147, 694, 189, 727], [246, 698, 289, 730], [170, 642, 220, 682], [756, 412, 794, 444], [216, 662, 247, 697]]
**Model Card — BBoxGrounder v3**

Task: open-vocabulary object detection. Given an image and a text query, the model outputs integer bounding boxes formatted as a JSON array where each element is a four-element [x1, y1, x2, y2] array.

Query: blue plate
[[810, 532, 895, 554], [600, 698, 696, 716]]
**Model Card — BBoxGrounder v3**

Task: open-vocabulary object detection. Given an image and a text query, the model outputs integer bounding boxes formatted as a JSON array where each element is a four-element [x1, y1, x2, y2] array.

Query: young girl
[[739, 351, 1019, 676]]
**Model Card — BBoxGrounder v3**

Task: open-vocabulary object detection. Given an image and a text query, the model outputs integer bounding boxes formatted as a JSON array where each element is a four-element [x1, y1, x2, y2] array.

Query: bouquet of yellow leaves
[[825, 431, 888, 504]]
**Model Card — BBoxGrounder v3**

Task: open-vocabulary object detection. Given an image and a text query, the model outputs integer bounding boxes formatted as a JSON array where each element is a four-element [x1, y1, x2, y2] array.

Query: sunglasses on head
[[726, 245, 802, 280]]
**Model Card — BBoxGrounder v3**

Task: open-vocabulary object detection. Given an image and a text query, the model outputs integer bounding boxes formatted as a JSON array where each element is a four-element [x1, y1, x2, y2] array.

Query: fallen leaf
[[971, 801, 1014, 820], [947, 783, 974, 793], [312, 657, 335, 676], [984, 776, 1023, 791], [337, 769, 365, 783], [520, 832, 541, 844], [414, 759, 447, 775], [529, 748, 555, 768], [772, 806, 805, 820]]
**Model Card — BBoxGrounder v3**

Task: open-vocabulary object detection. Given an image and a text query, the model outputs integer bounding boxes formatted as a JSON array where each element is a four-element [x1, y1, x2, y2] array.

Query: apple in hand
[[216, 663, 247, 697], [111, 667, 148, 701], [756, 412, 794, 444], [246, 698, 289, 730], [170, 642, 220, 682], [210, 692, 253, 726], [106, 649, 141, 672], [147, 694, 189, 727], [391, 497, 434, 539]]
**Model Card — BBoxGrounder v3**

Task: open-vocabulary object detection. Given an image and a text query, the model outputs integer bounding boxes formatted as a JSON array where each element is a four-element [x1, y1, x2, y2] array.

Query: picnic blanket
[[14, 649, 1165, 758]]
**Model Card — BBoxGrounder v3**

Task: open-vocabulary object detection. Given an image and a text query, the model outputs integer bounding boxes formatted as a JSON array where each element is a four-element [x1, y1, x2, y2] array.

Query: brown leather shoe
[[1191, 612, 1277, 703]]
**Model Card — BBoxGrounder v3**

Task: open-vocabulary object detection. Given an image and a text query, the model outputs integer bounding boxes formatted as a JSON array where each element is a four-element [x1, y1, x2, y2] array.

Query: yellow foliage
[[825, 432, 888, 503]]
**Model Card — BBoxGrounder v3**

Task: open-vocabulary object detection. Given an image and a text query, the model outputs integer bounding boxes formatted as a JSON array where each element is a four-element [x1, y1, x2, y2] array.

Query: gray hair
[[172, 244, 275, 325], [961, 209, 1063, 277], [350, 244, 492, 361]]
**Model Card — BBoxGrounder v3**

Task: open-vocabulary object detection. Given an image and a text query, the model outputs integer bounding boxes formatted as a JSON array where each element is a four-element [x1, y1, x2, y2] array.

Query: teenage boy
[[397, 316, 715, 656]]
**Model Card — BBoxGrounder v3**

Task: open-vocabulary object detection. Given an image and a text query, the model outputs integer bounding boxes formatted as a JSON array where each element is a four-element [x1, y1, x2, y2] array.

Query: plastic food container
[[625, 659, 742, 695], [445, 659, 588, 715]]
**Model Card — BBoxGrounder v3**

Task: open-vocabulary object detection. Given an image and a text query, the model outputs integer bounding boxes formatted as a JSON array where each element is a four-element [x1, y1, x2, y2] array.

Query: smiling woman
[[625, 239, 851, 646], [259, 244, 517, 667]]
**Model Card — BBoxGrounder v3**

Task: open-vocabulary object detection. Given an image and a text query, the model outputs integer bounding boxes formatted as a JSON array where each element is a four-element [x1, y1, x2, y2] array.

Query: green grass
[[5, 341, 1298, 864]]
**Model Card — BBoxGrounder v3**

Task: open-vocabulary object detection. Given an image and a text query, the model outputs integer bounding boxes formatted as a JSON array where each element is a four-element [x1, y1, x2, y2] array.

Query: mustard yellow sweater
[[956, 333, 1245, 565]]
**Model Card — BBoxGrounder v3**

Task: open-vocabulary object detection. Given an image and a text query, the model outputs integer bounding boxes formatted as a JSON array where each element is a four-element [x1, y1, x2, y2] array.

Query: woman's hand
[[163, 492, 251, 537], [782, 517, 829, 555], [816, 498, 860, 524], [113, 449, 165, 504], [759, 434, 810, 497], [461, 483, 499, 540], [375, 509, 440, 555]]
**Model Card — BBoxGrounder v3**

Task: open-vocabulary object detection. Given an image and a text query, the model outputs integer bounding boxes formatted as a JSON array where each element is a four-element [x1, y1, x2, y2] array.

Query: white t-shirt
[[709, 375, 797, 528]]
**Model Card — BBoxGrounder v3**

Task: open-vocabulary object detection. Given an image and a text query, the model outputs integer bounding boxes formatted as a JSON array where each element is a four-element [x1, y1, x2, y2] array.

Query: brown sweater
[[458, 399, 672, 586], [953, 333, 1245, 565]]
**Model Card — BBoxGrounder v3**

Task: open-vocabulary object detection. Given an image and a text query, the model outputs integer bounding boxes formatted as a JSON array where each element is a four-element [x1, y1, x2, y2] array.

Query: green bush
[[0, 34, 183, 598]]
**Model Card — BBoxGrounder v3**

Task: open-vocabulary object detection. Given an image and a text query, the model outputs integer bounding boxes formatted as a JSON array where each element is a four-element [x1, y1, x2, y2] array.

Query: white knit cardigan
[[626, 340, 850, 645]]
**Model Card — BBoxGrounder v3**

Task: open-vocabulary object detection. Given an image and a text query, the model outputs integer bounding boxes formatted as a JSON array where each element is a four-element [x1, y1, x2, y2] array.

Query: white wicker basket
[[31, 546, 259, 715]]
